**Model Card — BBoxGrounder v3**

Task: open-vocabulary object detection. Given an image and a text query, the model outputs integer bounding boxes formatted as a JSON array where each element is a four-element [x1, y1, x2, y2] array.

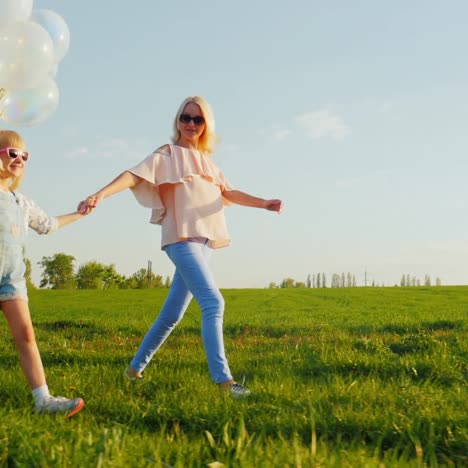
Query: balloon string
[[0, 88, 6, 117]]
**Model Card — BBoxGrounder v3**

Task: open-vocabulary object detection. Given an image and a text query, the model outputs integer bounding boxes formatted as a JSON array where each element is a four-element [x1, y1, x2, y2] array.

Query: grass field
[[0, 286, 467, 467]]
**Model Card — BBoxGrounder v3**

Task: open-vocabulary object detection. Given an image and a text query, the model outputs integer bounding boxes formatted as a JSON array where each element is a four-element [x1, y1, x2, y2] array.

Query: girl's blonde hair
[[0, 130, 26, 191], [171, 96, 218, 154]]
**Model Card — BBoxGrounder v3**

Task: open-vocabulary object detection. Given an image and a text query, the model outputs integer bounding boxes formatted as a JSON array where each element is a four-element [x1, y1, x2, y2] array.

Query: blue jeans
[[130, 240, 233, 383]]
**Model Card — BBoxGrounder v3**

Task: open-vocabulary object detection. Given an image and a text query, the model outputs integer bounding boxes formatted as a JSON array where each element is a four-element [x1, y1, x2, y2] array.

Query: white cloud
[[258, 125, 293, 143], [271, 129, 292, 142], [66, 146, 89, 159], [335, 177, 360, 189], [66, 137, 151, 161], [296, 109, 351, 140], [379, 100, 393, 113]]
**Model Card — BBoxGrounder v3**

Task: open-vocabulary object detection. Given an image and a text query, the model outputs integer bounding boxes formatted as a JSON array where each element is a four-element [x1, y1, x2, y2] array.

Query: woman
[[78, 96, 282, 398]]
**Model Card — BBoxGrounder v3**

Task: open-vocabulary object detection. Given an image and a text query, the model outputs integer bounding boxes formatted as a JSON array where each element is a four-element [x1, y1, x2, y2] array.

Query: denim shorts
[[0, 191, 28, 302], [0, 249, 28, 301]]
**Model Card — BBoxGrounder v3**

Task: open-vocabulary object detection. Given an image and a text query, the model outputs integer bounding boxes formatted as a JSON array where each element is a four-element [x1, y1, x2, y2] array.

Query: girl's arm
[[55, 211, 86, 228], [19, 194, 86, 235], [222, 189, 283, 212], [78, 171, 142, 214]]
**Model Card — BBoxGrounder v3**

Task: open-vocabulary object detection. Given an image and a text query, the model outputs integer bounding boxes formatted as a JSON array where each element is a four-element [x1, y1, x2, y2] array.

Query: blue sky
[[4, 1, 468, 287]]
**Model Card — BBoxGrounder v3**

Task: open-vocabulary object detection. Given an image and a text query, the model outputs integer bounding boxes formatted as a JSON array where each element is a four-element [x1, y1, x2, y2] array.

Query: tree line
[[269, 273, 443, 288], [269, 272, 357, 289], [26, 253, 171, 290]]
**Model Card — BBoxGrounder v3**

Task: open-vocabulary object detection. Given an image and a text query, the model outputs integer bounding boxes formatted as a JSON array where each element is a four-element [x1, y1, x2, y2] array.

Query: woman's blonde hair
[[0, 130, 26, 191], [171, 96, 218, 154]]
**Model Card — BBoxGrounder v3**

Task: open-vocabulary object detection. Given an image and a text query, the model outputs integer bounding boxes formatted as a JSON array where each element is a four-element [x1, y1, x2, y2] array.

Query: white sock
[[32, 384, 50, 407]]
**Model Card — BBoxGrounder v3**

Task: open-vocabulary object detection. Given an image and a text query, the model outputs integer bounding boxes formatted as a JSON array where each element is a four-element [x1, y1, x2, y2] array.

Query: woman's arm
[[78, 171, 142, 214], [222, 189, 283, 212]]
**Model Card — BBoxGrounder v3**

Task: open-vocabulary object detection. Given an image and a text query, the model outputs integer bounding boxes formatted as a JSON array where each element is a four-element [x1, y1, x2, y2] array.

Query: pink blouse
[[128, 144, 233, 249]]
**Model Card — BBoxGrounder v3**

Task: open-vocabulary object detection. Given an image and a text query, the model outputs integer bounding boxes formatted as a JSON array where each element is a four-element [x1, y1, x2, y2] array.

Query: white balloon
[[49, 63, 59, 78], [0, 21, 55, 90], [1, 77, 60, 126], [0, 0, 33, 27], [31, 10, 70, 63]]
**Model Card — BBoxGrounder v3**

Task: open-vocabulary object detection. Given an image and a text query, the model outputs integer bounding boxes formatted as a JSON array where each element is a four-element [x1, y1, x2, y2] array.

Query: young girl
[[78, 96, 282, 398], [0, 130, 85, 417]]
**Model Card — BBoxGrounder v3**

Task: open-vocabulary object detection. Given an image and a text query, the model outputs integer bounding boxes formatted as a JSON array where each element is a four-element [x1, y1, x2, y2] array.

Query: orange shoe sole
[[65, 398, 85, 419]]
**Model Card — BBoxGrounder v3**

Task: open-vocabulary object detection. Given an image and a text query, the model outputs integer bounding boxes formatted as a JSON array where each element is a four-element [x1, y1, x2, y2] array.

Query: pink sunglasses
[[0, 147, 29, 162]]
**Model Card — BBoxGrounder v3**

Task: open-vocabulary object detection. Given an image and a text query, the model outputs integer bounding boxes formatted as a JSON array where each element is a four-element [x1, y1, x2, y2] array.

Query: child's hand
[[77, 194, 100, 215]]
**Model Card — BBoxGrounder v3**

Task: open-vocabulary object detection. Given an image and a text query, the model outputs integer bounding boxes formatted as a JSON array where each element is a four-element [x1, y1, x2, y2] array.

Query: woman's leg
[[130, 270, 193, 373], [165, 241, 233, 384], [2, 299, 46, 389]]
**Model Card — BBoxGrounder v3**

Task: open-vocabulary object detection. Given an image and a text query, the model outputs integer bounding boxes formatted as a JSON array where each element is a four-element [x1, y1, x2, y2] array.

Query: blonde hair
[[171, 96, 218, 154], [0, 130, 26, 191]]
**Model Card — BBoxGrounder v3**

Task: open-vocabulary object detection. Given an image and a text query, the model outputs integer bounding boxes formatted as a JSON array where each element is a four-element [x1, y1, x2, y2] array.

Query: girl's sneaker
[[37, 396, 85, 419]]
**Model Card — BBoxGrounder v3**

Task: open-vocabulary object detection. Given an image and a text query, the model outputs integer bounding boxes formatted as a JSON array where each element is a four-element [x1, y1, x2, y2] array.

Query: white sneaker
[[124, 367, 143, 381], [230, 383, 251, 399], [37, 395, 85, 418]]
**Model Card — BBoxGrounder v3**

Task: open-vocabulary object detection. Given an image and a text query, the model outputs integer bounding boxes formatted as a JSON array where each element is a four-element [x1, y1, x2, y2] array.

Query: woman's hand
[[264, 199, 283, 213], [223, 190, 283, 212]]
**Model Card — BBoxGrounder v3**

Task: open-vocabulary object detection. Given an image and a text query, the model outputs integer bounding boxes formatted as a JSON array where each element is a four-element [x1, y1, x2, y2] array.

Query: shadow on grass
[[348, 319, 464, 335], [35, 320, 143, 339], [294, 356, 464, 387]]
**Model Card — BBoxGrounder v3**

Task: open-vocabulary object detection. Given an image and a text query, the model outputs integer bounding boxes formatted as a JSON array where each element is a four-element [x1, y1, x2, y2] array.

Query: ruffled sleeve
[[15, 192, 59, 235], [129, 145, 234, 224]]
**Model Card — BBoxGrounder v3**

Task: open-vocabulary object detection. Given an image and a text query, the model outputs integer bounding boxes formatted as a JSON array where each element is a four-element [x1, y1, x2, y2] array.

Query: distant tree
[[322, 273, 327, 288], [164, 276, 172, 288], [127, 268, 165, 289], [316, 273, 321, 288], [436, 277, 442, 286], [76, 261, 104, 289], [346, 272, 352, 288], [411, 276, 416, 287], [280, 278, 295, 288], [352, 275, 356, 287], [268, 282, 278, 288], [121, 276, 138, 289], [39, 253, 76, 289], [76, 261, 123, 289], [331, 273, 339, 288], [101, 265, 123, 289], [406, 274, 411, 287], [424, 275, 431, 286], [294, 281, 306, 288], [306, 274, 311, 288], [24, 257, 36, 290], [400, 275, 406, 287], [417, 279, 421, 287]]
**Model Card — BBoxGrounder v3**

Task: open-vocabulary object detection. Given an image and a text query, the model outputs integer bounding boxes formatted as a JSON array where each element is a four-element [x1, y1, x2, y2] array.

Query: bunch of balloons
[[0, 0, 70, 126]]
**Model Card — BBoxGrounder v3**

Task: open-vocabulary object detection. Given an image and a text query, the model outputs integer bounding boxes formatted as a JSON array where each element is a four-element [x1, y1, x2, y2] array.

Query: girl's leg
[[130, 270, 192, 373], [1, 299, 46, 389], [2, 299, 85, 416], [165, 241, 233, 384]]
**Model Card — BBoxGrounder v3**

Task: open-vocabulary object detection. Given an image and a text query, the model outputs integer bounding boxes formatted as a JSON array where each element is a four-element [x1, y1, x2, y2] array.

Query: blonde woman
[[79, 96, 282, 398], [0, 130, 85, 417]]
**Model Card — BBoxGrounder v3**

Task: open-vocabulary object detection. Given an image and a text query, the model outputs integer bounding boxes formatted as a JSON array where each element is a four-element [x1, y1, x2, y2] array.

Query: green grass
[[0, 287, 467, 467]]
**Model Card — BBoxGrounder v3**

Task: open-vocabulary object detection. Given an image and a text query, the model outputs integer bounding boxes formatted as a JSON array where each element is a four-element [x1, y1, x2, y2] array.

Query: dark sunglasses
[[0, 147, 29, 162], [179, 113, 205, 126]]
